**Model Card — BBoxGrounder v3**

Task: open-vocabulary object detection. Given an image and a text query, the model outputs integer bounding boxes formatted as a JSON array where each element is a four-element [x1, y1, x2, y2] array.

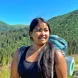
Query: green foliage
[[0, 21, 10, 32], [0, 26, 31, 65], [10, 24, 28, 29], [0, 66, 10, 78], [74, 55, 78, 64], [0, 9, 78, 65], [48, 9, 78, 55], [68, 75, 73, 78], [0, 20, 28, 32]]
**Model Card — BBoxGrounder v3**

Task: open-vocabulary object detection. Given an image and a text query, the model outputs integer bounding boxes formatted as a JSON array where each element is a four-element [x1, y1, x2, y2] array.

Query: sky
[[0, 0, 78, 25]]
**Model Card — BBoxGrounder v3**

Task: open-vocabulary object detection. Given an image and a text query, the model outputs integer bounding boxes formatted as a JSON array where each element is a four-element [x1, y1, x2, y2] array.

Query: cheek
[[46, 32, 50, 37], [35, 32, 41, 36], [32, 32, 39, 39]]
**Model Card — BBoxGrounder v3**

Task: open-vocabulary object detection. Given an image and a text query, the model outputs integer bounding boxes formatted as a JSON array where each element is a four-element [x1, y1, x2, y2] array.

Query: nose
[[40, 31, 45, 36]]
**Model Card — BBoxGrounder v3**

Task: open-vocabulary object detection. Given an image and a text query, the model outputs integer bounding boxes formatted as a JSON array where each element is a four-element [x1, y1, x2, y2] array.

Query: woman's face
[[30, 22, 50, 46]]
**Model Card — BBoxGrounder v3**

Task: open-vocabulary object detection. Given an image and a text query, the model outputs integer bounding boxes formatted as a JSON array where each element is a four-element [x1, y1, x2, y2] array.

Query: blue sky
[[0, 0, 78, 25]]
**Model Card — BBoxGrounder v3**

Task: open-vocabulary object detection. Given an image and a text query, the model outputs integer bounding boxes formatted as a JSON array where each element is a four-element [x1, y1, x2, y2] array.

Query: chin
[[39, 42, 47, 46], [38, 44, 45, 46]]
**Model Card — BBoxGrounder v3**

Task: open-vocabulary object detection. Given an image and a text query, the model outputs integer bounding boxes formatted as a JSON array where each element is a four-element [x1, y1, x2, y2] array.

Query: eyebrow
[[36, 27, 49, 29]]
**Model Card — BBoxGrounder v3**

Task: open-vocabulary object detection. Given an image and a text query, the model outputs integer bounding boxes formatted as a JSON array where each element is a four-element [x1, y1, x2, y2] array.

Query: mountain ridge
[[0, 20, 28, 32], [0, 9, 78, 33], [48, 9, 78, 40]]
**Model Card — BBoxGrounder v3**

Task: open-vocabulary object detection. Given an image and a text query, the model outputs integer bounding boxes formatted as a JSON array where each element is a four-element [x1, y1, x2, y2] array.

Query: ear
[[29, 32, 33, 38]]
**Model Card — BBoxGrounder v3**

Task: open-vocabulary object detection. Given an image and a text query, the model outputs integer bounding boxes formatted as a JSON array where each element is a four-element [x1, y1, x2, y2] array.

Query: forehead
[[36, 22, 48, 28]]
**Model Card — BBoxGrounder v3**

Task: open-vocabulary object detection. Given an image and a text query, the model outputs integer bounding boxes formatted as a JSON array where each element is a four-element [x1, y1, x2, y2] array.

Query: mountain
[[11, 24, 28, 29], [48, 9, 78, 41], [0, 21, 28, 32], [10, 24, 28, 30], [0, 9, 78, 65], [0, 9, 78, 42], [0, 20, 10, 32], [47, 9, 78, 54]]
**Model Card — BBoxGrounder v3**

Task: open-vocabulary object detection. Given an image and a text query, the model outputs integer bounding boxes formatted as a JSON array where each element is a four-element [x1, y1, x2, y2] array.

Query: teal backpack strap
[[18, 46, 27, 65], [49, 35, 68, 56]]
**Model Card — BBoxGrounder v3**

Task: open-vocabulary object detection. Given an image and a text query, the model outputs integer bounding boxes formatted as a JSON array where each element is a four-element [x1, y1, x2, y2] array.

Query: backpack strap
[[49, 35, 68, 56], [18, 46, 27, 66]]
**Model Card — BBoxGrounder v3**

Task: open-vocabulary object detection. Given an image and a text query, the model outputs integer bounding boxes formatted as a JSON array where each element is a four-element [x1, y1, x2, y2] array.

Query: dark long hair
[[29, 17, 51, 40], [29, 17, 54, 78], [38, 42, 55, 78]]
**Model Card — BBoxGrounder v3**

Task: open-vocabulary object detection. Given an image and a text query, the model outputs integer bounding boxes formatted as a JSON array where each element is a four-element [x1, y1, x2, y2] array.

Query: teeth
[[38, 36, 46, 39], [40, 37, 45, 39], [40, 38, 45, 40]]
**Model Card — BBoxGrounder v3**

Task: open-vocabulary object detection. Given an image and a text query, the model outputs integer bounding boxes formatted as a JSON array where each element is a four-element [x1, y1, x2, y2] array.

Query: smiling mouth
[[39, 37, 46, 40]]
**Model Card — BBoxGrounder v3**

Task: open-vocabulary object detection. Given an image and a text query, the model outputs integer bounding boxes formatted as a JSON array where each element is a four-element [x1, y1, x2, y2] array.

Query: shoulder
[[55, 50, 63, 58], [11, 48, 20, 65], [12, 46, 26, 62], [12, 46, 29, 63], [54, 50, 67, 78], [10, 48, 21, 78], [14, 46, 28, 58], [54, 49, 66, 65]]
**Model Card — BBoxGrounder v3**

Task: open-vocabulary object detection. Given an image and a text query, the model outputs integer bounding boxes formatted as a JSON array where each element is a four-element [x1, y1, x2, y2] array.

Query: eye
[[35, 28, 42, 32], [44, 29, 49, 32]]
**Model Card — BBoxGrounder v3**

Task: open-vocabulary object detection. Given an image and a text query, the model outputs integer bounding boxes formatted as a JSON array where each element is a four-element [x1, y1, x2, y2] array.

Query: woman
[[10, 17, 67, 78]]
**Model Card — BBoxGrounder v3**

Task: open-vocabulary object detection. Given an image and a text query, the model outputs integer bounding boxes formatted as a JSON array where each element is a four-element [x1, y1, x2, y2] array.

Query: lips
[[38, 36, 46, 40]]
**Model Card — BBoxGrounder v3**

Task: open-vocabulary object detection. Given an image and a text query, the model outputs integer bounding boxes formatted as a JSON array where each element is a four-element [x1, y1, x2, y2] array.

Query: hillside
[[48, 9, 78, 41], [0, 21, 28, 32], [0, 21, 10, 32], [0, 9, 78, 65], [48, 9, 78, 54], [10, 24, 28, 30]]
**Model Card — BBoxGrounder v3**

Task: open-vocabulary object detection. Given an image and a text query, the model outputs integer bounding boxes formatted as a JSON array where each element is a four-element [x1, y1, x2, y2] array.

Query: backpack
[[17, 35, 74, 76], [18, 35, 68, 65], [49, 35, 74, 76], [49, 35, 68, 56]]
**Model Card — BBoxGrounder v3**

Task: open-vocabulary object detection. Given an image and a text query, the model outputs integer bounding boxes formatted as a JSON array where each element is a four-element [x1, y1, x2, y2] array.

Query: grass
[[74, 55, 78, 64], [0, 66, 10, 78], [0, 66, 74, 78], [68, 76, 74, 78], [70, 54, 78, 64], [68, 54, 78, 78], [0, 54, 78, 78]]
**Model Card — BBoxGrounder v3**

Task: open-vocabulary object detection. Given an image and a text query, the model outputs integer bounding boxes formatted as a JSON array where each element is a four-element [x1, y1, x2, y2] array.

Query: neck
[[32, 43, 46, 51]]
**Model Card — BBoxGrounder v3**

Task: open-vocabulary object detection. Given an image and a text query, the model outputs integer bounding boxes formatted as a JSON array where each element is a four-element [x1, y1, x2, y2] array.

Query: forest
[[0, 9, 78, 65]]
